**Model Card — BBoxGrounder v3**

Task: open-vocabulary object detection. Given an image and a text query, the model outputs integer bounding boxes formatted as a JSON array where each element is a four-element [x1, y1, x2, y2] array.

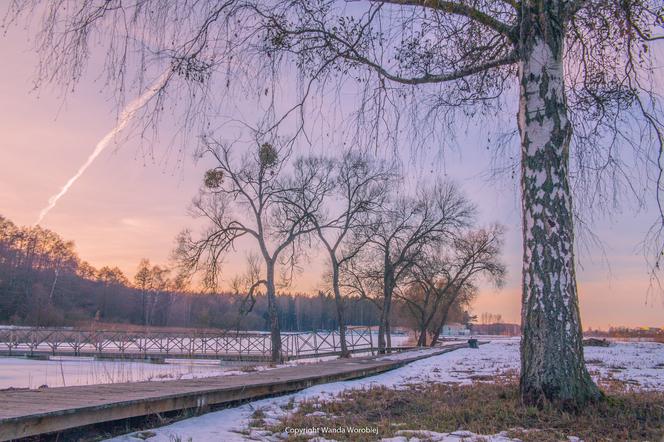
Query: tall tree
[[8, 0, 663, 406], [294, 152, 393, 357], [175, 138, 322, 362], [402, 226, 506, 346], [346, 182, 474, 352], [134, 259, 153, 325], [148, 265, 172, 326], [251, 0, 663, 406]]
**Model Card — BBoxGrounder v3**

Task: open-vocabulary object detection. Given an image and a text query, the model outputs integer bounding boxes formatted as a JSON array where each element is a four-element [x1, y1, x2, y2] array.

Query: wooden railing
[[0, 327, 376, 360]]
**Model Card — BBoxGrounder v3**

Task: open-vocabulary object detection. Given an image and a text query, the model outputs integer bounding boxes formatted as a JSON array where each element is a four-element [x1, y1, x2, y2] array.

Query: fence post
[[29, 329, 35, 356], [369, 326, 374, 355]]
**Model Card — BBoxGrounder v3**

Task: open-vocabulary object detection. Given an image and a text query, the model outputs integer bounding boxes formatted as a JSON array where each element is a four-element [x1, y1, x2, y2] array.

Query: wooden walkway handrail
[[0, 327, 377, 360]]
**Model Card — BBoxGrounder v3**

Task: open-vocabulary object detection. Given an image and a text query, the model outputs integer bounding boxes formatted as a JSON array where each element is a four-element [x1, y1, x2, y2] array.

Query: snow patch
[[383, 429, 519, 442], [105, 339, 664, 441]]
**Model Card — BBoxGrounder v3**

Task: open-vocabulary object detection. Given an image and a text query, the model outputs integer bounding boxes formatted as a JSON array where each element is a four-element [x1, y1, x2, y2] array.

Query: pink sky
[[1, 25, 662, 330]]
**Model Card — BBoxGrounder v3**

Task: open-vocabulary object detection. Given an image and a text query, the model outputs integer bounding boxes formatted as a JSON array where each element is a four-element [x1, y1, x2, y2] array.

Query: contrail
[[36, 72, 169, 225]]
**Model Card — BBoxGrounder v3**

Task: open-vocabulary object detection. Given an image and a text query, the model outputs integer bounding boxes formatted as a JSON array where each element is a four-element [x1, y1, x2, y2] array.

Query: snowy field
[[106, 338, 664, 442]]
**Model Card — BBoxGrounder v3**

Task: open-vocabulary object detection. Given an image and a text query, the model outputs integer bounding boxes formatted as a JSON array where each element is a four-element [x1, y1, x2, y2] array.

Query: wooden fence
[[0, 327, 375, 360]]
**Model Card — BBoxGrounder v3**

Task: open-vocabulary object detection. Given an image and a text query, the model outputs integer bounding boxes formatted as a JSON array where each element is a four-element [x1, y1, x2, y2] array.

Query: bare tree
[[174, 137, 321, 362], [134, 259, 153, 326], [229, 252, 268, 331], [294, 151, 393, 357], [401, 283, 477, 343], [399, 225, 505, 346], [7, 0, 663, 406], [346, 181, 474, 353], [148, 265, 172, 326], [481, 312, 504, 325], [429, 227, 506, 346], [133, 259, 171, 326]]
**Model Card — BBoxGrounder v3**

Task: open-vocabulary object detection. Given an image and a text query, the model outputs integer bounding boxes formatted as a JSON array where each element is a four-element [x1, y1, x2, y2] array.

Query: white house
[[441, 323, 470, 336]]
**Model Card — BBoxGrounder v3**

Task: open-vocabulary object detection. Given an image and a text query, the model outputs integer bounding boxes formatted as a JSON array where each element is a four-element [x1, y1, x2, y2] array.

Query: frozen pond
[[0, 356, 247, 389], [0, 331, 413, 389]]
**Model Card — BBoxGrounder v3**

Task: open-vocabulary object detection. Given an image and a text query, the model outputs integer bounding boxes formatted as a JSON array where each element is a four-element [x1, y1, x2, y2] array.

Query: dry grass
[[239, 365, 259, 373], [265, 376, 664, 442], [72, 321, 248, 334]]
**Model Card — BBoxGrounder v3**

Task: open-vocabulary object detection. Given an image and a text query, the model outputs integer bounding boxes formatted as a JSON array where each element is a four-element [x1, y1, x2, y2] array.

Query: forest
[[0, 214, 473, 332]]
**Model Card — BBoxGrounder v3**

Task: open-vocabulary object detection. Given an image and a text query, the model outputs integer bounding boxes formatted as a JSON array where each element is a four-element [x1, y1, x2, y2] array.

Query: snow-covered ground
[[105, 338, 664, 442], [584, 340, 664, 390]]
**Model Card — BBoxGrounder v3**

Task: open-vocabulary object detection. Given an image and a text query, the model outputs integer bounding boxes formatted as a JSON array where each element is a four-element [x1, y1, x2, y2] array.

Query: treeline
[[471, 323, 521, 336], [587, 326, 664, 340], [0, 214, 407, 330]]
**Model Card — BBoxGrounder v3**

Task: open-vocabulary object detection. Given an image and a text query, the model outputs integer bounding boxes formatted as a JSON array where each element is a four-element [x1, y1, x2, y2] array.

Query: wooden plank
[[0, 344, 470, 440]]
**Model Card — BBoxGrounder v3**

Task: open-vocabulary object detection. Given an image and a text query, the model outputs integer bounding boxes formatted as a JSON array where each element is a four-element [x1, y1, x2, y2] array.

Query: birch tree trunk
[[266, 261, 282, 362], [518, 1, 601, 406]]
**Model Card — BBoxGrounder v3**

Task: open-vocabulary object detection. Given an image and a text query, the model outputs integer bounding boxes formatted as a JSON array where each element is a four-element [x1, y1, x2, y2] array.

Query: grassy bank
[[255, 375, 664, 441]]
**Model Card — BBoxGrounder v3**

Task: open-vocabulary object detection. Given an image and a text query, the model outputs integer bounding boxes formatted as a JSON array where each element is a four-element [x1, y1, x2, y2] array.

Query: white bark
[[518, 29, 600, 405]]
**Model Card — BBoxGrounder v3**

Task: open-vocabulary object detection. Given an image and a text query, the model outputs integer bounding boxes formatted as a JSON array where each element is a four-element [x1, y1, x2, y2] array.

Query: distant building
[[441, 323, 470, 336]]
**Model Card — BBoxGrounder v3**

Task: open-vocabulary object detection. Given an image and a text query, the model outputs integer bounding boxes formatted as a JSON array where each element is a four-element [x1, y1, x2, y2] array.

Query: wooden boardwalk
[[0, 343, 469, 441]]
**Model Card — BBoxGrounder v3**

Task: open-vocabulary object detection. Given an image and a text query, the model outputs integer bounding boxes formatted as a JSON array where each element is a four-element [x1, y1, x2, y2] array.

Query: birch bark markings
[[517, 4, 600, 404]]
